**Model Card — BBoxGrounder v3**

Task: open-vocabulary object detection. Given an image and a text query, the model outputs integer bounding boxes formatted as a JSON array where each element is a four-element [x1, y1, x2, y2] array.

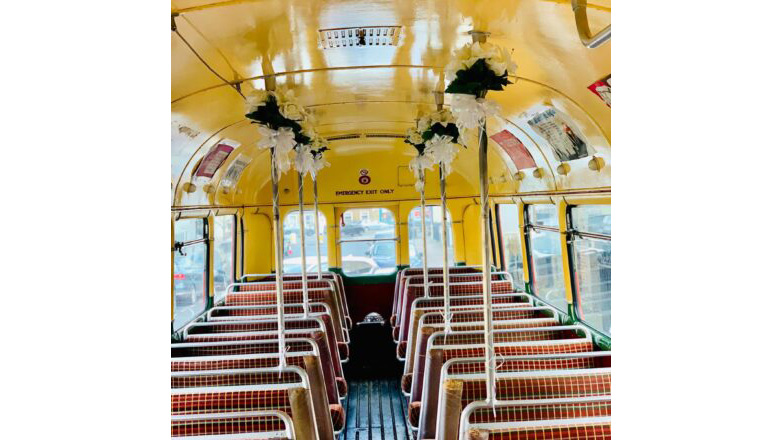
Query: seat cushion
[[336, 377, 348, 398], [408, 401, 422, 428], [401, 373, 413, 394], [329, 404, 346, 432]]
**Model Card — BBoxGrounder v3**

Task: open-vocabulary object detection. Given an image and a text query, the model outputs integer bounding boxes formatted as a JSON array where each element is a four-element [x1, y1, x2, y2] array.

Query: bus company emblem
[[358, 169, 371, 185]]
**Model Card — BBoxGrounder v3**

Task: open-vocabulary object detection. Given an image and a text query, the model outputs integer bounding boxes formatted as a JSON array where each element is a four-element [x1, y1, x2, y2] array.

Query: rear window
[[340, 208, 396, 276], [407, 206, 455, 268]]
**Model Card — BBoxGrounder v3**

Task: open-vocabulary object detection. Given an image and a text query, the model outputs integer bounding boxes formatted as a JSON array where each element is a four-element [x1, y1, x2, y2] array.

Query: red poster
[[490, 130, 536, 170], [588, 74, 611, 107], [195, 143, 234, 178]]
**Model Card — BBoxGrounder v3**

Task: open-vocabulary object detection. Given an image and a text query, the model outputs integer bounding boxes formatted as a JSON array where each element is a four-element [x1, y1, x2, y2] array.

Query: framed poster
[[524, 106, 594, 162]]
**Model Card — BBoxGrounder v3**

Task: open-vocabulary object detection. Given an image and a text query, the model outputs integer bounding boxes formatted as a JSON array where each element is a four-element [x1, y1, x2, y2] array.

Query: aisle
[[342, 378, 410, 440]]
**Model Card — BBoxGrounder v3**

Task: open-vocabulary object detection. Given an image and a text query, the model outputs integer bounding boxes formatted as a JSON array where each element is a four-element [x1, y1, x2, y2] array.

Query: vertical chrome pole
[[419, 166, 430, 297], [439, 166, 451, 331], [271, 152, 287, 368], [313, 178, 323, 280], [479, 120, 495, 403], [297, 172, 309, 318]]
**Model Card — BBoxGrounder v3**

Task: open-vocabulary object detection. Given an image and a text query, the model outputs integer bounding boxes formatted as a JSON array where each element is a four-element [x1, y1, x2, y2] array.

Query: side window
[[340, 208, 396, 276], [407, 206, 455, 268], [497, 204, 524, 288], [213, 215, 235, 302], [570, 205, 611, 335], [526, 205, 568, 312], [282, 210, 328, 273], [173, 218, 208, 330]]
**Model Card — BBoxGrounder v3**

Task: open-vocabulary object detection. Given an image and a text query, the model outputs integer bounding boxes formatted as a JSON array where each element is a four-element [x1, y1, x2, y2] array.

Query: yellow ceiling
[[171, 0, 611, 208]]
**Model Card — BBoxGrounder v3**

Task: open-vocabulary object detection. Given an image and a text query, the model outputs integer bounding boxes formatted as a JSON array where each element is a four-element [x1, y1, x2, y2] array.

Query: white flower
[[245, 90, 269, 113], [294, 143, 317, 178], [486, 46, 517, 77], [257, 125, 296, 175], [406, 128, 424, 145], [416, 116, 431, 133], [425, 134, 460, 176], [450, 94, 501, 131], [281, 102, 304, 121]]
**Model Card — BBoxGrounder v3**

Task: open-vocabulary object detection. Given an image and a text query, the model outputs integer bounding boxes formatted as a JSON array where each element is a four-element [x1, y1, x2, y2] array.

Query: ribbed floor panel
[[342, 379, 410, 440]]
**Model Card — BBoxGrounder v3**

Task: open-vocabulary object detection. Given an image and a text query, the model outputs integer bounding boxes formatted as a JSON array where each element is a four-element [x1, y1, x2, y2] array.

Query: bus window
[[282, 210, 328, 273], [497, 204, 524, 288], [173, 218, 207, 330], [213, 215, 235, 302], [571, 205, 611, 335], [340, 208, 396, 276], [527, 205, 567, 312], [407, 206, 454, 268]]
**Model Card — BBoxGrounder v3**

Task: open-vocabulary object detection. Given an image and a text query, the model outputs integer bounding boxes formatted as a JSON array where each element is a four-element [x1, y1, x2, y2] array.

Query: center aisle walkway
[[342, 379, 410, 440]]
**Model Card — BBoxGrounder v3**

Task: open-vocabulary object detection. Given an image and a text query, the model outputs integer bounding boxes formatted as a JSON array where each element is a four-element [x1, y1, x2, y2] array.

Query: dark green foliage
[[444, 58, 511, 97], [245, 94, 303, 133], [309, 146, 329, 158], [422, 122, 462, 145], [404, 138, 427, 156]]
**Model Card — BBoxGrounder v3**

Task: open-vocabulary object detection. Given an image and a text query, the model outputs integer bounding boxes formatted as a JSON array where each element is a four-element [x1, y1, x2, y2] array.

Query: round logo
[[358, 175, 371, 185], [359, 169, 369, 176]]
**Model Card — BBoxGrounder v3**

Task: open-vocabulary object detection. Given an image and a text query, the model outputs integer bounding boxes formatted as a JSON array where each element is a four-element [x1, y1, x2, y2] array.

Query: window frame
[[281, 209, 329, 274], [338, 207, 398, 277], [566, 205, 611, 336], [213, 214, 237, 303], [406, 205, 456, 269], [523, 204, 568, 313], [495, 203, 525, 288], [172, 217, 209, 331]]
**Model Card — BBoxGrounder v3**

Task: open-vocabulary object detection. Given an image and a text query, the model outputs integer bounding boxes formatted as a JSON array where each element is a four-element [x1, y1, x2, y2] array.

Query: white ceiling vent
[[318, 26, 401, 49]]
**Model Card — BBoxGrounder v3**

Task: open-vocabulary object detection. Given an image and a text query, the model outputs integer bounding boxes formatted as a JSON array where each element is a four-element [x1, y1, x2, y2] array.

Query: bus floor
[[342, 320, 410, 440]]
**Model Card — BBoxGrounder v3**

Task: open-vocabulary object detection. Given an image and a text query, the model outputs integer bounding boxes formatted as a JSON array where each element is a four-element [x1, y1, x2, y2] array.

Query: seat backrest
[[208, 303, 330, 321], [171, 383, 319, 440], [458, 397, 611, 440], [171, 410, 294, 439], [392, 267, 482, 323], [411, 326, 594, 404], [396, 280, 517, 347], [224, 289, 348, 343], [171, 351, 339, 405], [172, 365, 334, 440], [182, 317, 344, 380], [431, 369, 611, 440], [403, 306, 559, 374]]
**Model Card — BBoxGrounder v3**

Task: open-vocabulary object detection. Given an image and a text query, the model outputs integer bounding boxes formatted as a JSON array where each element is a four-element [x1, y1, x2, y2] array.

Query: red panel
[[345, 281, 395, 323], [490, 130, 536, 170]]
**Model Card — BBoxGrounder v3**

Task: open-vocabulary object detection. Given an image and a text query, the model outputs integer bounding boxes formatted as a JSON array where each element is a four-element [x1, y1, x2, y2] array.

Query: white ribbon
[[311, 151, 330, 178], [294, 143, 317, 178], [258, 125, 296, 176], [408, 154, 434, 193], [425, 134, 460, 176], [450, 93, 501, 132]]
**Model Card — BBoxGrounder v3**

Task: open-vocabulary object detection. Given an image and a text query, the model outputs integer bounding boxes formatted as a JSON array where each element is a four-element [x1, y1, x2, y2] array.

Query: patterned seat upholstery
[[462, 398, 611, 440], [172, 354, 340, 438], [408, 327, 595, 431], [182, 319, 346, 398], [172, 411, 293, 438], [396, 280, 517, 352]]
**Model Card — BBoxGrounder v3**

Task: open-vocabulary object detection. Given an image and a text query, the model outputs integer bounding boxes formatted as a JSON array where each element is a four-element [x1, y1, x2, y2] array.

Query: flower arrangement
[[406, 108, 465, 190], [444, 41, 517, 130], [245, 88, 313, 175]]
